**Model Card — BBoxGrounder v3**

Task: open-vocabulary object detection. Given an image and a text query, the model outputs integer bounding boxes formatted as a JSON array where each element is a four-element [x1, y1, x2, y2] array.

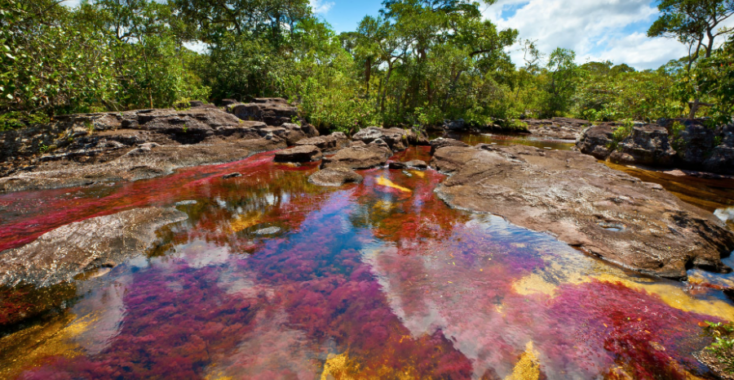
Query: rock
[[254, 227, 281, 236], [222, 173, 242, 179], [350, 140, 367, 148], [295, 132, 349, 151], [522, 118, 591, 140], [431, 144, 734, 279], [609, 125, 677, 166], [444, 119, 467, 131], [577, 124, 614, 159], [697, 349, 734, 380], [308, 168, 363, 187], [704, 123, 734, 174], [0, 138, 285, 193], [673, 122, 716, 167], [220, 99, 238, 107], [230, 98, 298, 126], [274, 145, 323, 163], [389, 160, 428, 170], [175, 200, 197, 206], [429, 137, 469, 155], [321, 145, 392, 170], [352, 127, 423, 152], [71, 126, 90, 138], [0, 207, 188, 287]]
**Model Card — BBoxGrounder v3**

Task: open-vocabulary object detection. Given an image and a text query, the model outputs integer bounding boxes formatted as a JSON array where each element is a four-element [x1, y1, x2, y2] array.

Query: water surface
[[1, 146, 733, 379]]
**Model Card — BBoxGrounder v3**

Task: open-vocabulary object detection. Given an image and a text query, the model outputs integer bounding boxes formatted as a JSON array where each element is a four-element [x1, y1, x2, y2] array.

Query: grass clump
[[702, 321, 734, 375]]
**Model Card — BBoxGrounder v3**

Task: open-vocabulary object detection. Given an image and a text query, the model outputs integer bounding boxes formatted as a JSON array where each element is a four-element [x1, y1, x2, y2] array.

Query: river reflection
[[1, 147, 733, 379]]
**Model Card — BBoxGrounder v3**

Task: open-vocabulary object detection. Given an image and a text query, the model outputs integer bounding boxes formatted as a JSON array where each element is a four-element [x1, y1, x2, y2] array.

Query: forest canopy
[[1, 0, 733, 132]]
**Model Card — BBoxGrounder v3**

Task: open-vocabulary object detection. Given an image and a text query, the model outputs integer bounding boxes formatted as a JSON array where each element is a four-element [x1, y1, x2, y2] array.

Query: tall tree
[[648, 0, 734, 117]]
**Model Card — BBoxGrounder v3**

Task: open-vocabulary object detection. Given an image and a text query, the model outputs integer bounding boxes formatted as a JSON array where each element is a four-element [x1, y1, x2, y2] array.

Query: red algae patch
[[1, 148, 733, 379]]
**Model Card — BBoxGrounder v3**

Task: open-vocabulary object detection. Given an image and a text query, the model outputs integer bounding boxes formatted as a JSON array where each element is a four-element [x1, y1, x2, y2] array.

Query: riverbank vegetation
[[1, 0, 733, 133]]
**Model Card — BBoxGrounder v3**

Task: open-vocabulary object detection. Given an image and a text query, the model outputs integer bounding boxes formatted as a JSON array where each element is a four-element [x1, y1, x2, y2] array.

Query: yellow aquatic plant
[[377, 176, 412, 193], [505, 341, 541, 380]]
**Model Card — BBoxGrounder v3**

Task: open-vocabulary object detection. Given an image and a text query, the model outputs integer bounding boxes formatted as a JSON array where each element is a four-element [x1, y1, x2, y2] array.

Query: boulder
[[704, 124, 734, 174], [321, 145, 392, 170], [308, 167, 363, 187], [431, 144, 734, 279], [295, 132, 349, 151], [673, 122, 717, 167], [443, 119, 467, 131], [352, 127, 425, 152], [429, 137, 469, 155], [389, 160, 428, 170], [577, 124, 614, 159], [0, 207, 188, 287], [230, 98, 298, 126], [523, 118, 591, 140], [274, 145, 323, 163], [609, 125, 677, 166]]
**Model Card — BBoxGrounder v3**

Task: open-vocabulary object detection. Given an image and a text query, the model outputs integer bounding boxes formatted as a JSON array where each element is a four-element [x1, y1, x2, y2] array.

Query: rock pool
[[0, 145, 733, 379]]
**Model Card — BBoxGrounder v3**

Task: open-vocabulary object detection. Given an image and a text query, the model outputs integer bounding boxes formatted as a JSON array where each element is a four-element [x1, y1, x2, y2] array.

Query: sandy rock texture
[[0, 207, 187, 287], [431, 144, 734, 279]]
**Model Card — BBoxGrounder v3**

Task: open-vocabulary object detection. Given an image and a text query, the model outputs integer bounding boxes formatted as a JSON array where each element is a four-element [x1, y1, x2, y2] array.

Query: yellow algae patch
[[505, 341, 540, 380], [0, 312, 96, 379], [513, 273, 558, 296], [320, 352, 418, 380], [377, 176, 412, 193], [409, 170, 425, 178], [229, 212, 262, 233], [510, 259, 734, 321], [321, 353, 354, 380], [373, 200, 395, 212], [592, 273, 734, 321]]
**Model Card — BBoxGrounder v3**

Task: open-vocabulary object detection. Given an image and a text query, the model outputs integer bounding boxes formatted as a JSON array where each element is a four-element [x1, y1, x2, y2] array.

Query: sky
[[63, 0, 734, 70]]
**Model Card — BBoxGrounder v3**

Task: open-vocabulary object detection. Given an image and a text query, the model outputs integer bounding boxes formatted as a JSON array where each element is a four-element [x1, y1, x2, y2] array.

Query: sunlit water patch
[[0, 147, 732, 379]]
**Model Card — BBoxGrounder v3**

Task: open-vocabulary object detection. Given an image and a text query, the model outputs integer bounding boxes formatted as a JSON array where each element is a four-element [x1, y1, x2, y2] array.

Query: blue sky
[[312, 0, 383, 34]]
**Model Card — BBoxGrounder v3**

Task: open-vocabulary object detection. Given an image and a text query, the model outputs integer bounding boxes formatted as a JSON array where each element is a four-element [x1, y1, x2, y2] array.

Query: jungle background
[[1, 0, 732, 133]]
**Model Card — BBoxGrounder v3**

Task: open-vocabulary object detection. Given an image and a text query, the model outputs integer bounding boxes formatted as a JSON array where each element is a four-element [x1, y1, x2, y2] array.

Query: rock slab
[[431, 144, 734, 279], [0, 207, 188, 287]]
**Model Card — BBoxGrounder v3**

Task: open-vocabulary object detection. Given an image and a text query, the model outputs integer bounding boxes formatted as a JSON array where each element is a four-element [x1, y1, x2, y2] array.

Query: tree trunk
[[365, 57, 372, 95]]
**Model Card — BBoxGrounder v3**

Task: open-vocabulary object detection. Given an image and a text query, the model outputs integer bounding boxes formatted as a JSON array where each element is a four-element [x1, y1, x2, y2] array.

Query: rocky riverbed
[[1, 109, 734, 378]]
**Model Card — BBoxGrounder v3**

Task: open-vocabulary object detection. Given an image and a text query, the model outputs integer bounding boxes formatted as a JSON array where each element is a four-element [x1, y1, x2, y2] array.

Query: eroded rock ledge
[[0, 101, 317, 193], [0, 207, 187, 287], [431, 143, 734, 279]]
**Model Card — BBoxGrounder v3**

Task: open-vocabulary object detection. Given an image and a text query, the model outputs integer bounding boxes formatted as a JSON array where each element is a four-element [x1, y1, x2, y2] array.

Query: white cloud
[[484, 0, 734, 70], [310, 0, 335, 15]]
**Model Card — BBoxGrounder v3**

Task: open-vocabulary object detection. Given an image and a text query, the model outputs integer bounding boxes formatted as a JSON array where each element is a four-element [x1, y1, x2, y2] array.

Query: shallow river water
[[1, 139, 734, 379]]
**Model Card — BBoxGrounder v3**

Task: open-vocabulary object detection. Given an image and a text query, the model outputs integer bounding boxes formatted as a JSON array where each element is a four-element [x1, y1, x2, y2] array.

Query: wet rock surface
[[578, 120, 734, 175], [352, 127, 428, 152], [229, 98, 298, 127], [274, 145, 323, 163], [431, 144, 734, 279], [389, 160, 428, 170], [0, 106, 313, 193], [523, 118, 591, 140], [0, 207, 187, 287], [308, 168, 363, 187], [429, 137, 469, 155], [295, 132, 349, 152], [609, 125, 677, 166], [321, 144, 392, 170]]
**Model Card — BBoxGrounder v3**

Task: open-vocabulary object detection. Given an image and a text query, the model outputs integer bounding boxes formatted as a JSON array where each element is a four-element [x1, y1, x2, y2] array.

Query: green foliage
[[609, 119, 635, 150], [703, 321, 734, 374], [1, 0, 732, 135], [0, 112, 50, 132]]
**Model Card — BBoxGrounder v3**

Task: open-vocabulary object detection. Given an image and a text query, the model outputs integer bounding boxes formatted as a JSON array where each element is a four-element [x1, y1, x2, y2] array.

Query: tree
[[648, 0, 734, 117]]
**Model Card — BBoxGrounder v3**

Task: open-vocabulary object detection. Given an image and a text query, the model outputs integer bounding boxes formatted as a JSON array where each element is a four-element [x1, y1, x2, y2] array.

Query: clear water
[[0, 146, 732, 379]]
